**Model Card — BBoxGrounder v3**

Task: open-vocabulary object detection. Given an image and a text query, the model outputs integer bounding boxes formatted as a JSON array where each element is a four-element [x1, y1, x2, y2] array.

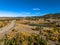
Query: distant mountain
[[0, 13, 60, 20], [43, 13, 60, 19], [25, 13, 60, 20]]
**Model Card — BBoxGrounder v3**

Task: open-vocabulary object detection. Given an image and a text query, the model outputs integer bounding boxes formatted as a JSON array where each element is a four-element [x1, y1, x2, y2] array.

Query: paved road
[[0, 20, 15, 39]]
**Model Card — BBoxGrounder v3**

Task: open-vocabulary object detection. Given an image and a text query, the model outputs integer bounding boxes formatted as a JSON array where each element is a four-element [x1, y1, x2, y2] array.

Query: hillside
[[25, 13, 60, 20], [43, 13, 60, 19]]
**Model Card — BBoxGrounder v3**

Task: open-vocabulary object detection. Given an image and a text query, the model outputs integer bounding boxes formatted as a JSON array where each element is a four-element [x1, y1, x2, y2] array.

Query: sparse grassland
[[0, 16, 60, 45]]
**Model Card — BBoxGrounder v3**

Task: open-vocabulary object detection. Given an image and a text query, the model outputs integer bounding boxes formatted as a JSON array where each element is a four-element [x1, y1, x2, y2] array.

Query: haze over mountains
[[0, 13, 60, 20]]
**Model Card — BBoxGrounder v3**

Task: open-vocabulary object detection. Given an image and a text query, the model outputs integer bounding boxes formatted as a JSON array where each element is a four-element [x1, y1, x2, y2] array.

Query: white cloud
[[33, 8, 40, 10]]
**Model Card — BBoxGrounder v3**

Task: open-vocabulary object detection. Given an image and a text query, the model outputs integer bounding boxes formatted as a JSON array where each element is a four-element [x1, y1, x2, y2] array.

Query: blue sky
[[0, 0, 60, 17]]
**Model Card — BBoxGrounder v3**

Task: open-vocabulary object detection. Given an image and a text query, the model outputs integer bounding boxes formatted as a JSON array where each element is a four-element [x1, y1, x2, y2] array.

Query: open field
[[0, 14, 60, 45]]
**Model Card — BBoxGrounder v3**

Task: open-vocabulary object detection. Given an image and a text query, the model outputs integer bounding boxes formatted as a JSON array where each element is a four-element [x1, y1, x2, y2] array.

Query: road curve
[[0, 20, 15, 39]]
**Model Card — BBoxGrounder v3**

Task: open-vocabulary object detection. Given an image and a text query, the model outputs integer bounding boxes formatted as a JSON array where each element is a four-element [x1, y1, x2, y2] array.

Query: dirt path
[[0, 20, 15, 39]]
